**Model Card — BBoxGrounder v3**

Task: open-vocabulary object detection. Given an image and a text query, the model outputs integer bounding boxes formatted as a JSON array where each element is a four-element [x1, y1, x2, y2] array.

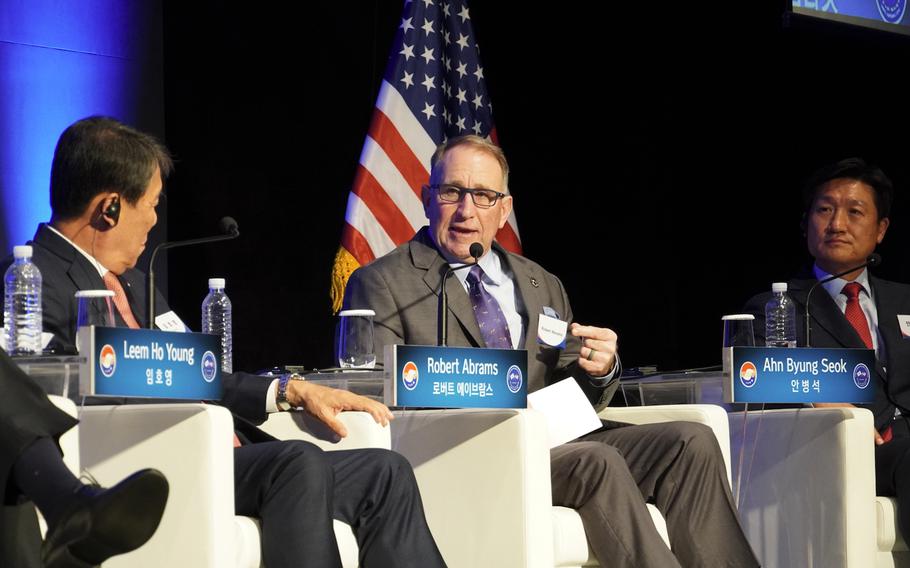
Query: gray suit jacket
[[343, 227, 619, 408]]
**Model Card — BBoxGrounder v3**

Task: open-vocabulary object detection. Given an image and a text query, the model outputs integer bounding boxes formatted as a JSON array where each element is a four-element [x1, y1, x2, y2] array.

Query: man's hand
[[813, 402, 885, 445], [571, 323, 618, 378], [285, 380, 393, 438]]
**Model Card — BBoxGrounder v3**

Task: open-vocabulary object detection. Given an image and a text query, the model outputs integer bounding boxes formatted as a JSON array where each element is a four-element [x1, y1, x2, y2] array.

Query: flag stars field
[[331, 0, 523, 313]]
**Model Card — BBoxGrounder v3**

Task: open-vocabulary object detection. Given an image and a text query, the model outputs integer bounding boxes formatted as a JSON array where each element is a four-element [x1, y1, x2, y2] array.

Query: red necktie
[[842, 282, 891, 441], [842, 282, 873, 349], [102, 272, 140, 329]]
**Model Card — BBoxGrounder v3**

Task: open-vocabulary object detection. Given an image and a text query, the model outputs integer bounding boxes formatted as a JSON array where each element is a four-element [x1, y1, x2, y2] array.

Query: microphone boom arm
[[146, 231, 239, 329]]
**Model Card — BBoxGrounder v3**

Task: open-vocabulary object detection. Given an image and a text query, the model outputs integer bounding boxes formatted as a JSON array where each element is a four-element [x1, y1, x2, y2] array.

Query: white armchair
[[730, 407, 908, 568], [76, 404, 389, 568], [391, 404, 732, 568]]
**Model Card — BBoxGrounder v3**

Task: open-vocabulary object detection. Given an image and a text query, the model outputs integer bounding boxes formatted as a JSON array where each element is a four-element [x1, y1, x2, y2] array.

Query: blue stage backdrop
[[0, 1, 165, 256]]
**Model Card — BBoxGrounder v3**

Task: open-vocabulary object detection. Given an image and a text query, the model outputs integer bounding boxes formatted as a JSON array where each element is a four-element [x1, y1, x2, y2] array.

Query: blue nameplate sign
[[77, 326, 222, 399], [724, 346, 877, 403], [385, 344, 527, 408]]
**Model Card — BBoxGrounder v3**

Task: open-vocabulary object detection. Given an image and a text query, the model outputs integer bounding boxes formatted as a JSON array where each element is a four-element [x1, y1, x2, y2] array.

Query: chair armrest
[[77, 403, 236, 568], [258, 410, 391, 451], [729, 407, 876, 568], [391, 408, 553, 568], [601, 404, 732, 482]]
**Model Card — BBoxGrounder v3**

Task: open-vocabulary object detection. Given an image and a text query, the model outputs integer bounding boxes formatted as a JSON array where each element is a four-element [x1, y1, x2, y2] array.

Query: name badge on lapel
[[538, 307, 567, 349], [898, 315, 910, 339]]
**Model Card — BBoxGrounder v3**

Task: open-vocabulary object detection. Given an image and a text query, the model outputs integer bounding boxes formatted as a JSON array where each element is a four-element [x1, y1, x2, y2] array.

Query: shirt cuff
[[589, 353, 621, 386], [265, 378, 280, 414]]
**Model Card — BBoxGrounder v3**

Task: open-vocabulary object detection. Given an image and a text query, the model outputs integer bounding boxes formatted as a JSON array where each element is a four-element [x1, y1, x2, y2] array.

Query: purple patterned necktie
[[465, 265, 512, 349]]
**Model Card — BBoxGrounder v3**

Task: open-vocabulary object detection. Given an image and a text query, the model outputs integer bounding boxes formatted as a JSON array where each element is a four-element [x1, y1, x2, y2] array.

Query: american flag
[[331, 0, 522, 311]]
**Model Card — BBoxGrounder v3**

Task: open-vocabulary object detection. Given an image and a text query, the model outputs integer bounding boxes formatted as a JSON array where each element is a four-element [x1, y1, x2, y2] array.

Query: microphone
[[146, 216, 240, 329], [219, 216, 240, 237], [437, 242, 484, 346], [804, 253, 881, 347]]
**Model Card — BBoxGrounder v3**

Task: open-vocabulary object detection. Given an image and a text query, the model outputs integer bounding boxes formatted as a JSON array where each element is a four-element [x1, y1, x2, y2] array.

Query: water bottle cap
[[74, 290, 115, 298], [338, 309, 376, 317], [771, 282, 788, 293], [12, 245, 33, 259], [208, 278, 226, 289]]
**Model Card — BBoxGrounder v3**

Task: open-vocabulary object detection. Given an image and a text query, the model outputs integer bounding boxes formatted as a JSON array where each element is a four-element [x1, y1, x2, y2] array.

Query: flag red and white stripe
[[331, 0, 521, 311]]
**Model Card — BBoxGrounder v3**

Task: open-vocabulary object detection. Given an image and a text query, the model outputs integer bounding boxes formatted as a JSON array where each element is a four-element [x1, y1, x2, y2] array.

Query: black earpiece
[[103, 196, 121, 226]]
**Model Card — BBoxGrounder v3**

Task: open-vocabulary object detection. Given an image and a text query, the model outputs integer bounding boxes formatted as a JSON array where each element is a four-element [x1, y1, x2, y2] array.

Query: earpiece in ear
[[103, 196, 121, 226]]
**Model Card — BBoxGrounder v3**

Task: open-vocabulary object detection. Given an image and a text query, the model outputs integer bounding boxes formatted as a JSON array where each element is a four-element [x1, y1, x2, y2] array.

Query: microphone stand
[[146, 230, 239, 329], [804, 254, 881, 347], [437, 243, 483, 346]]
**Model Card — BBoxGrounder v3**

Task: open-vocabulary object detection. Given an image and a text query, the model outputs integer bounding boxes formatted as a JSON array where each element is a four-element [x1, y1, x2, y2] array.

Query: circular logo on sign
[[507, 365, 523, 393], [853, 363, 871, 389], [402, 361, 419, 391], [201, 351, 217, 383], [739, 361, 757, 388], [877, 0, 906, 24], [99, 344, 116, 378]]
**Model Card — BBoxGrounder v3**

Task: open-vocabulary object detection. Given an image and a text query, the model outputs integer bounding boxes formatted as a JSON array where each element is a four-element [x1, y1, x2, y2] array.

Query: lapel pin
[[530, 277, 539, 288]]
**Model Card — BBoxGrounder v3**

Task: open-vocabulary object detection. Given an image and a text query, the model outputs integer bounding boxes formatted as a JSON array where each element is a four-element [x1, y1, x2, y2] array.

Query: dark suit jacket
[[2, 224, 277, 443], [744, 273, 910, 431], [343, 227, 619, 408]]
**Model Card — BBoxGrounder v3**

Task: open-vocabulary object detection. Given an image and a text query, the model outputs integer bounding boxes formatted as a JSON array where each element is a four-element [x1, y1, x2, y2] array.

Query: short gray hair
[[429, 135, 510, 194]]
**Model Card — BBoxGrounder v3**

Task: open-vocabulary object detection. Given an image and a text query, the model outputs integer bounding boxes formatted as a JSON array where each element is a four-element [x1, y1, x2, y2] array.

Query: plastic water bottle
[[4, 245, 43, 355], [201, 278, 232, 373], [765, 282, 796, 348]]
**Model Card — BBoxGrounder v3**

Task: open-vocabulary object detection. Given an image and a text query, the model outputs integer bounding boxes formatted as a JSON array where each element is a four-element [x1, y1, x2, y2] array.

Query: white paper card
[[155, 311, 189, 333], [537, 313, 568, 348], [899, 315, 910, 339], [527, 377, 602, 448]]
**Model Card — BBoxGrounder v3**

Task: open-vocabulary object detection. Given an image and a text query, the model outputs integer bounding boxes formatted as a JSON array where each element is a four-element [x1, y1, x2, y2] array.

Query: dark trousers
[[234, 441, 446, 568], [0, 349, 79, 567], [876, 416, 910, 546], [550, 421, 759, 568]]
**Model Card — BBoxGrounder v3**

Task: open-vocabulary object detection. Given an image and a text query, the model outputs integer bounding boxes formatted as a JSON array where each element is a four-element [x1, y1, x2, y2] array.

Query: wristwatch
[[276, 372, 304, 411]]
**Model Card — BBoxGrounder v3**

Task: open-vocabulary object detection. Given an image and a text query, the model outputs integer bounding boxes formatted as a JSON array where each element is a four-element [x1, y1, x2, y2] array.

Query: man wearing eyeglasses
[[342, 135, 759, 567]]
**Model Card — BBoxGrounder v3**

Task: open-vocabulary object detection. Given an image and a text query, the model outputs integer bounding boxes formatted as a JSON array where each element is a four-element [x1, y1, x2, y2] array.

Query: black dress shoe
[[42, 468, 169, 568]]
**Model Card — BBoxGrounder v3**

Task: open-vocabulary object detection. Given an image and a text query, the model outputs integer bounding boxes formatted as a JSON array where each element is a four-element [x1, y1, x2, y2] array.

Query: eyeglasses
[[427, 183, 506, 209]]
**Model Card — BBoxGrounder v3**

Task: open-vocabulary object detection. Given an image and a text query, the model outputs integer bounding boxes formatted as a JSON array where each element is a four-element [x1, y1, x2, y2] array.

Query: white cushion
[[647, 503, 670, 548], [551, 504, 669, 567], [552, 506, 592, 567], [234, 517, 358, 568], [235, 516, 263, 568], [334, 520, 359, 568], [877, 497, 908, 553]]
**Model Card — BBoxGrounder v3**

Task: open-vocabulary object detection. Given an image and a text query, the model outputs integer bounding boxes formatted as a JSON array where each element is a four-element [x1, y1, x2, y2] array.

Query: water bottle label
[[155, 311, 189, 333]]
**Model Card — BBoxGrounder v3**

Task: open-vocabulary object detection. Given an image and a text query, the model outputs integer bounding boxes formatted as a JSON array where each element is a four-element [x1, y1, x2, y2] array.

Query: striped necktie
[[102, 272, 140, 329]]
